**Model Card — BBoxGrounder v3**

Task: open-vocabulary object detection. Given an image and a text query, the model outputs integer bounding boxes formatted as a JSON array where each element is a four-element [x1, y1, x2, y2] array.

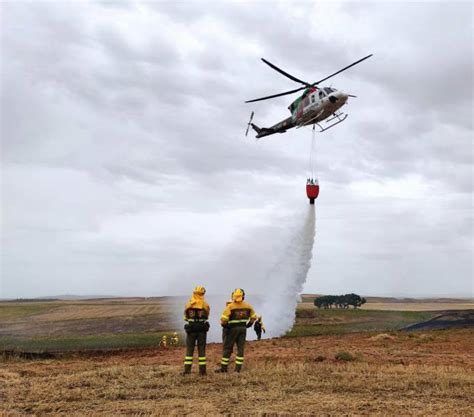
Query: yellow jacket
[[184, 293, 210, 321], [220, 300, 257, 327]]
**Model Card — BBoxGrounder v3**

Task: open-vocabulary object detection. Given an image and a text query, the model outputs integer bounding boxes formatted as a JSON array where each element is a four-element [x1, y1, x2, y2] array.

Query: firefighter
[[183, 286, 210, 375], [216, 288, 257, 373], [170, 332, 179, 346], [253, 316, 266, 340]]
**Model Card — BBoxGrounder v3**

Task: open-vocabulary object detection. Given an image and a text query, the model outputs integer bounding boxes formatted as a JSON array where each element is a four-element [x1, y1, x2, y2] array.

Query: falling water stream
[[252, 204, 316, 338]]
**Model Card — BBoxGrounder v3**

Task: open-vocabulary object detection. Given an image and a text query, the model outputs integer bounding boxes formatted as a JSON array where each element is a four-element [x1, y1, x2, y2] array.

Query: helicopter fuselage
[[291, 86, 348, 126], [251, 86, 348, 138]]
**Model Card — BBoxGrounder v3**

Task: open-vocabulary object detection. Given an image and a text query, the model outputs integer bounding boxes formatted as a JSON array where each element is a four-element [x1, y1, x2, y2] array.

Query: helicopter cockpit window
[[319, 91, 324, 99], [324, 87, 332, 94]]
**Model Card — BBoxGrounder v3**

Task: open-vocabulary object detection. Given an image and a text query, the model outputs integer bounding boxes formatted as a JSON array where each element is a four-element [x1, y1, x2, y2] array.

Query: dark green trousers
[[221, 326, 246, 370], [184, 332, 207, 374], [222, 326, 229, 343]]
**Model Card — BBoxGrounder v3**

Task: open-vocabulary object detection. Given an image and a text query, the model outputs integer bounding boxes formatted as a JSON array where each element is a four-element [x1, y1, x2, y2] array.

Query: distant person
[[183, 286, 210, 375], [159, 335, 168, 347], [170, 332, 179, 346], [253, 316, 266, 340], [216, 288, 257, 373]]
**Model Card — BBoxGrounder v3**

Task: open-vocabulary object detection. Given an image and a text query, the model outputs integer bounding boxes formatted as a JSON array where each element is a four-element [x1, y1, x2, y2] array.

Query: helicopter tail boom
[[251, 117, 295, 139], [251, 123, 272, 138]]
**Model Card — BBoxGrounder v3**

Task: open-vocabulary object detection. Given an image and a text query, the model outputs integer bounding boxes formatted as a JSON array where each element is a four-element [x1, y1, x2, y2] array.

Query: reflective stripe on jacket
[[221, 301, 257, 327]]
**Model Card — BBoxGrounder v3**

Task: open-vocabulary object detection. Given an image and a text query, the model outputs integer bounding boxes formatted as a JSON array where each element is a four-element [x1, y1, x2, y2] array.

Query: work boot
[[214, 365, 228, 373], [199, 365, 206, 376], [235, 364, 242, 373], [183, 364, 192, 375]]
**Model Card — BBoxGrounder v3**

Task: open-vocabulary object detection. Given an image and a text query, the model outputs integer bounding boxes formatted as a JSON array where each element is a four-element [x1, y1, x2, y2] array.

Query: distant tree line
[[314, 294, 367, 309]]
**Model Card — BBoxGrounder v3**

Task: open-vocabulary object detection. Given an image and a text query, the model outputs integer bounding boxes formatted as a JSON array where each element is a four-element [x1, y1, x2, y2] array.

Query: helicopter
[[245, 54, 373, 138]]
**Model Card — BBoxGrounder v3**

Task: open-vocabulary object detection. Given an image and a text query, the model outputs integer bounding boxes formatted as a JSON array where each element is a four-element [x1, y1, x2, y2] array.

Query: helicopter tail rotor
[[245, 111, 255, 136]]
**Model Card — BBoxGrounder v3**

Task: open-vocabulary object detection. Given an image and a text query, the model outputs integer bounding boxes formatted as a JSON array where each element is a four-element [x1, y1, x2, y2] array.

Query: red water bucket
[[306, 181, 320, 204]]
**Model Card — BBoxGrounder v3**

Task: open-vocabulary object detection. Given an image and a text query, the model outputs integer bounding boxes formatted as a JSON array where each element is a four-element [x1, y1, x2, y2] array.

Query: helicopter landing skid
[[316, 113, 348, 132]]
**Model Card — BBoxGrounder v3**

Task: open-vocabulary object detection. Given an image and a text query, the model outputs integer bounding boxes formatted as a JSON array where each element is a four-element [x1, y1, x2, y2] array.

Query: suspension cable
[[309, 124, 316, 179]]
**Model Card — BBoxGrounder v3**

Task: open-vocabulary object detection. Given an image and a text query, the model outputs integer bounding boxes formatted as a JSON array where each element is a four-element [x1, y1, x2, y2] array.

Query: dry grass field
[[0, 298, 179, 351], [2, 330, 473, 415], [1, 297, 473, 415], [361, 302, 474, 311]]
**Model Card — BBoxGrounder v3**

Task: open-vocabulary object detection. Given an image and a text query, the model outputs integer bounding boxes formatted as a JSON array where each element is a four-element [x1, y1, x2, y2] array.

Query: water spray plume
[[255, 205, 316, 337], [174, 204, 316, 342]]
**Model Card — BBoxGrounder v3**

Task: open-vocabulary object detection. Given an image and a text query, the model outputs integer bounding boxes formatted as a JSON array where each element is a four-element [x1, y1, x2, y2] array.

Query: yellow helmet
[[232, 288, 245, 302], [193, 286, 206, 295]]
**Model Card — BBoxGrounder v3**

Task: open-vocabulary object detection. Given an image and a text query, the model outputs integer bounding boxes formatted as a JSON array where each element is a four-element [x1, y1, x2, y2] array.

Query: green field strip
[[0, 331, 184, 352]]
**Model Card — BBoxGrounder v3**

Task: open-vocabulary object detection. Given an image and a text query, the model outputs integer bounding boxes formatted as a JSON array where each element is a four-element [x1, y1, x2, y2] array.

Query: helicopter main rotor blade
[[312, 54, 373, 86], [245, 86, 306, 103], [261, 58, 310, 86]]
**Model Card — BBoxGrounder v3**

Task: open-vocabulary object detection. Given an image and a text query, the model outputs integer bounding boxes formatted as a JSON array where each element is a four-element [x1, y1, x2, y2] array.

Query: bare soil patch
[[403, 311, 474, 331]]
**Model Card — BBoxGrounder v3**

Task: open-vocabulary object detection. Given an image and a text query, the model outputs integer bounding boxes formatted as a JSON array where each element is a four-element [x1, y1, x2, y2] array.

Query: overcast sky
[[1, 0, 472, 299]]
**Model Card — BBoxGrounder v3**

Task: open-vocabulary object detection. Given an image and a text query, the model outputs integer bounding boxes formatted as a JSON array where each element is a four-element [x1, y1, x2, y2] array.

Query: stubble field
[[1, 297, 473, 415]]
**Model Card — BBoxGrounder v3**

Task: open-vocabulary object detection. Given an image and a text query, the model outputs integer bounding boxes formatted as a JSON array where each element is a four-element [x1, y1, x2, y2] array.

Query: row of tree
[[314, 293, 367, 309]]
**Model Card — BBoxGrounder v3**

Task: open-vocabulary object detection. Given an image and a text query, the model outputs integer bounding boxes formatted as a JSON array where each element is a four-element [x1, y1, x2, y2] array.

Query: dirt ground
[[2, 328, 473, 416]]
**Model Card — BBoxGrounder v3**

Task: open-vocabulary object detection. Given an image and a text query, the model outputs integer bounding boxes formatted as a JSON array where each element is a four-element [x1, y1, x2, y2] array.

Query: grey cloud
[[1, 1, 472, 299]]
